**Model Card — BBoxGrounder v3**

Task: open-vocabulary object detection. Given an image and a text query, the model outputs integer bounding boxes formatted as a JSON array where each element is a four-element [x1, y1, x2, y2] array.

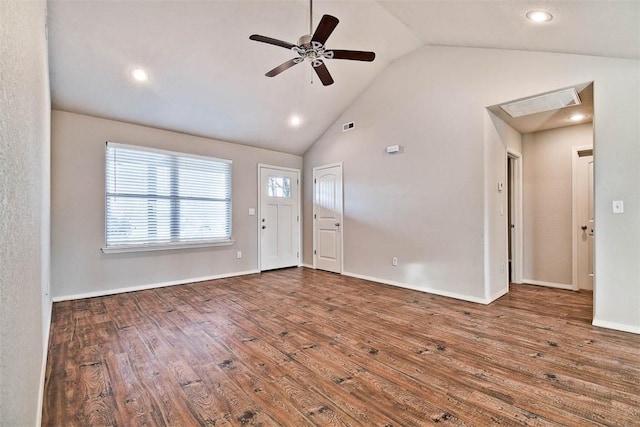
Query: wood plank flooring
[[42, 268, 640, 426]]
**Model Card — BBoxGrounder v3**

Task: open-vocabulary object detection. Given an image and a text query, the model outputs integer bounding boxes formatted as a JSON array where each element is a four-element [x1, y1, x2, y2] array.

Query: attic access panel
[[500, 88, 581, 118]]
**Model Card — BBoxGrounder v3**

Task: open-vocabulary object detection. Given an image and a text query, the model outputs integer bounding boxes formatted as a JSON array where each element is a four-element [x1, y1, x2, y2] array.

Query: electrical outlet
[[237, 251, 242, 259], [392, 257, 398, 266]]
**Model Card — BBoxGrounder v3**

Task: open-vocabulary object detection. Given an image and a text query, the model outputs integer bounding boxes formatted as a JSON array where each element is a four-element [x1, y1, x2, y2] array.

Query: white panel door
[[576, 153, 594, 290], [313, 164, 343, 273], [259, 166, 300, 271]]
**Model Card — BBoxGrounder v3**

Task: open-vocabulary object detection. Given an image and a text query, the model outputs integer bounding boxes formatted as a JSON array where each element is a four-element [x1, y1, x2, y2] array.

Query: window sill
[[101, 240, 234, 254]]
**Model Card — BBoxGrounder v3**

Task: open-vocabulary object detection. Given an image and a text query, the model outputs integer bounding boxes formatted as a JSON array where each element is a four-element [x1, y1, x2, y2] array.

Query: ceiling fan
[[249, 1, 375, 86]]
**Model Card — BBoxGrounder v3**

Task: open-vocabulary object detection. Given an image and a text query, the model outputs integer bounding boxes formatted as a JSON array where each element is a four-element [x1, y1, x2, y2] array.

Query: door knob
[[335, 222, 340, 227], [262, 225, 266, 229]]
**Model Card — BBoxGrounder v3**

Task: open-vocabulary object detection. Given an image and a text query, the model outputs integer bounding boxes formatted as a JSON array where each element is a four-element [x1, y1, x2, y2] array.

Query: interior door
[[313, 164, 343, 273], [259, 166, 300, 271], [576, 150, 594, 290]]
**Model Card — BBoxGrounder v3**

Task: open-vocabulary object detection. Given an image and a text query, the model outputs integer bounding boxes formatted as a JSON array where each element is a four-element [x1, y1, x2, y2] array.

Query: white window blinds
[[105, 142, 232, 249]]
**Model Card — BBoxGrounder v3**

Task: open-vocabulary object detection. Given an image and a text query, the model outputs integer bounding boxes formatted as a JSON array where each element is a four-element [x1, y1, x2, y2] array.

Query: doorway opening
[[489, 82, 595, 320], [507, 150, 523, 284]]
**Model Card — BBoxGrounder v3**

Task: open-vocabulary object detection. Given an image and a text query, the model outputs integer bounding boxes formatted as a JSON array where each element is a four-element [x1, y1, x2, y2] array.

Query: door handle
[[581, 225, 588, 231], [335, 222, 340, 227]]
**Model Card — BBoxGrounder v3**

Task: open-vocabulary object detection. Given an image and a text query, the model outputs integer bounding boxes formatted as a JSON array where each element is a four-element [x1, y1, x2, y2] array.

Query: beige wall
[[0, 0, 51, 424], [51, 111, 301, 299], [522, 123, 593, 286], [303, 46, 640, 332]]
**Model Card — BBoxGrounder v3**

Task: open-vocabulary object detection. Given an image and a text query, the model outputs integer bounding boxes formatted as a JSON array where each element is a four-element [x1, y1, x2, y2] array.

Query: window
[[267, 176, 291, 198], [104, 142, 232, 252]]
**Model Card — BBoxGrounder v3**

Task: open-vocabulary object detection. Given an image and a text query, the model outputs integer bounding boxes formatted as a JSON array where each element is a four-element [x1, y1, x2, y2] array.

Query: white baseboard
[[301, 263, 314, 269], [52, 270, 260, 302], [342, 271, 489, 304], [592, 318, 640, 335], [487, 287, 509, 303], [37, 297, 53, 427], [522, 279, 574, 290]]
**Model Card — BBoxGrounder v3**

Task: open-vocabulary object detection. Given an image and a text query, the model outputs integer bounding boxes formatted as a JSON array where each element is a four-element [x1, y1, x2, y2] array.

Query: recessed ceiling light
[[130, 68, 149, 82], [569, 113, 586, 122], [526, 10, 553, 23], [289, 115, 302, 126]]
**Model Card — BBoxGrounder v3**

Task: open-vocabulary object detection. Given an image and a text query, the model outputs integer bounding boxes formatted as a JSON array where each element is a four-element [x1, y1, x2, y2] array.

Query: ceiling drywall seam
[[375, 0, 428, 66]]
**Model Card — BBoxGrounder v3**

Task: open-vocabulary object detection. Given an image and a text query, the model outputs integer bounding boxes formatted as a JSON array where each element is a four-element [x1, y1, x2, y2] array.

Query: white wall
[[484, 112, 522, 301], [303, 46, 639, 332], [51, 111, 301, 299], [522, 123, 593, 287], [0, 0, 51, 424]]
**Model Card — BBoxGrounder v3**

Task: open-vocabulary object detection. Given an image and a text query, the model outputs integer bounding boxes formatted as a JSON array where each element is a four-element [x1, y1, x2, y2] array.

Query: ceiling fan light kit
[[249, 1, 375, 86]]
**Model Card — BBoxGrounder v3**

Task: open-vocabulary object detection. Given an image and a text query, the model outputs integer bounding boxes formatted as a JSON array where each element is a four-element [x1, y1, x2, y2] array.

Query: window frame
[[101, 142, 234, 254]]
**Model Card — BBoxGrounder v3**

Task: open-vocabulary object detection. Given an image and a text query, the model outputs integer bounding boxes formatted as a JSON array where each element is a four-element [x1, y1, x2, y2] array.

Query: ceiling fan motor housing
[[293, 36, 334, 67], [297, 34, 312, 46]]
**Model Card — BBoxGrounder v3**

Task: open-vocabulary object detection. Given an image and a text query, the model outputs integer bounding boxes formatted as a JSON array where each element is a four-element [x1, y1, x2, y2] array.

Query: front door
[[259, 165, 300, 271], [313, 163, 343, 273]]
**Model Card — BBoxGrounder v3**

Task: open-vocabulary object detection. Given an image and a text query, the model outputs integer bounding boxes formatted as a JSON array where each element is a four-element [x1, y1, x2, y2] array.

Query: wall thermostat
[[386, 144, 401, 154]]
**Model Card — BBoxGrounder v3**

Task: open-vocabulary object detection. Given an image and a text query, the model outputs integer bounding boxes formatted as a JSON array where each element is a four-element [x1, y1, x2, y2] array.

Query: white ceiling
[[47, 0, 640, 155]]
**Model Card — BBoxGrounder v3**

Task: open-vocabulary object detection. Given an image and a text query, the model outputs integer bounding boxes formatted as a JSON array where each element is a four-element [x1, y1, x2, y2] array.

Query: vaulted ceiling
[[47, 1, 640, 155]]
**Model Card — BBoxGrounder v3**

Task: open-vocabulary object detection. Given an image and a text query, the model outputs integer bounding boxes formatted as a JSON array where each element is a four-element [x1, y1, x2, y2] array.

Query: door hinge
[[314, 249, 316, 255], [314, 214, 316, 219], [297, 252, 299, 258], [297, 215, 299, 222], [314, 178, 317, 184], [297, 179, 299, 185]]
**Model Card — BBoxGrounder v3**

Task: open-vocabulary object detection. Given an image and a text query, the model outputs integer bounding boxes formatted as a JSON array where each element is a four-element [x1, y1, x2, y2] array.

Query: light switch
[[248, 208, 256, 216], [612, 200, 624, 214]]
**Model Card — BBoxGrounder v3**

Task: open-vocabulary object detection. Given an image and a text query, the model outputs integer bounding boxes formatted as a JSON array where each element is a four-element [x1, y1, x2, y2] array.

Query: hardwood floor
[[42, 268, 640, 426]]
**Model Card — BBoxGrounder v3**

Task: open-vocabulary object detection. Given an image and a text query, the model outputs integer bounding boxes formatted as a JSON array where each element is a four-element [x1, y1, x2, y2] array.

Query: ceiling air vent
[[342, 121, 355, 132], [500, 88, 581, 118]]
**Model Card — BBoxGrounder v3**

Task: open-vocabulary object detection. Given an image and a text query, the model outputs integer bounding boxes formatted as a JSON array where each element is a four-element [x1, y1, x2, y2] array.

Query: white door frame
[[507, 149, 523, 284], [257, 164, 302, 271], [571, 145, 594, 291], [312, 162, 344, 272]]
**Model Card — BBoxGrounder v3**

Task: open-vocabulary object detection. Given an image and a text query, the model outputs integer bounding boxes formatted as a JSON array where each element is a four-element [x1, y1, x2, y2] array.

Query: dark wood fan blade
[[265, 59, 300, 77], [330, 50, 376, 62], [311, 15, 339, 45], [250, 34, 296, 50], [313, 62, 334, 86]]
